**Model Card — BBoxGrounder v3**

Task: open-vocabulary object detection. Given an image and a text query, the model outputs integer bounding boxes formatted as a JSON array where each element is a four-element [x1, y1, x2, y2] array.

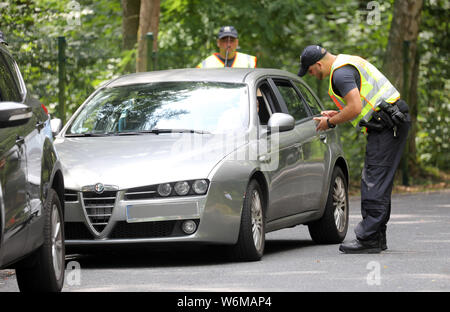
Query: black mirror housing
[[0, 102, 32, 128]]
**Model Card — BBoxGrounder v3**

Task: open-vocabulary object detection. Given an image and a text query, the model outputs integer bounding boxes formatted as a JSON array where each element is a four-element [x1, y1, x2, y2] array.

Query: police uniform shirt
[[331, 65, 361, 97]]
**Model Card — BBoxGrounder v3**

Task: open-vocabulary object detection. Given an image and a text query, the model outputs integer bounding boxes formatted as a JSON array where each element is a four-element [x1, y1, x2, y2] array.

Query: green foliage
[[415, 0, 450, 170], [0, 0, 123, 120], [1, 0, 447, 177]]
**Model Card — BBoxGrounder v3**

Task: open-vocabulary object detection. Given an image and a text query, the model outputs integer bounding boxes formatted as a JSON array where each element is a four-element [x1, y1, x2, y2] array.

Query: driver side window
[[256, 82, 277, 125], [0, 51, 21, 102], [294, 81, 322, 115]]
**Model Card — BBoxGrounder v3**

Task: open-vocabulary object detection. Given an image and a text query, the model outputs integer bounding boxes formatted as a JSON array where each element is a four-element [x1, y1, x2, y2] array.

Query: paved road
[[1, 190, 449, 292]]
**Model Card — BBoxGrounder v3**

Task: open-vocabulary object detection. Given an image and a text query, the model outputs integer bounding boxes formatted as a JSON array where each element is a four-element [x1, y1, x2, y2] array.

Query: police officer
[[196, 26, 257, 68], [298, 45, 410, 253]]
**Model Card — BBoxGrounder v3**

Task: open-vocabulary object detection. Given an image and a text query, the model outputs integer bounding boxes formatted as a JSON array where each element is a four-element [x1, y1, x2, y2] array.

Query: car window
[[0, 51, 22, 102], [67, 81, 249, 135], [256, 82, 277, 125], [3, 52, 25, 97], [293, 81, 322, 115], [273, 80, 308, 121]]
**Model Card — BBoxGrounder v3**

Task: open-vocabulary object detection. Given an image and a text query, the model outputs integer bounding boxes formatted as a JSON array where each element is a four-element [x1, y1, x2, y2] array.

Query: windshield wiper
[[65, 132, 110, 137], [119, 129, 211, 135], [66, 129, 211, 137]]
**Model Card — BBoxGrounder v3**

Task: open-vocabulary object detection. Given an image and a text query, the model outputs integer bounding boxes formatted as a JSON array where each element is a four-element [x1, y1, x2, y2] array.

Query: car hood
[[54, 133, 247, 190]]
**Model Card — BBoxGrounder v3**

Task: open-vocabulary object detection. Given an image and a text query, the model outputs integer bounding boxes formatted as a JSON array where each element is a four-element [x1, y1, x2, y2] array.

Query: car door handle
[[16, 135, 25, 146], [36, 121, 45, 131], [259, 155, 271, 163]]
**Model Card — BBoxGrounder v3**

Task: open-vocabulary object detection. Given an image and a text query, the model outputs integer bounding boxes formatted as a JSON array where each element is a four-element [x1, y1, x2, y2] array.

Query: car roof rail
[[0, 31, 8, 45]]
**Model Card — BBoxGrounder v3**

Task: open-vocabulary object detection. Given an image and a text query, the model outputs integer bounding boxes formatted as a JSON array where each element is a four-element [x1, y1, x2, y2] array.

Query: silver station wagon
[[55, 68, 349, 261]]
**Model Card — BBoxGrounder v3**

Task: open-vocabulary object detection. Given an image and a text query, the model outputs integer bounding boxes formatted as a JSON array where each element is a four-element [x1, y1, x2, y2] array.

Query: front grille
[[64, 222, 93, 240], [64, 189, 78, 202], [82, 191, 117, 233], [109, 221, 176, 239], [124, 185, 158, 200]]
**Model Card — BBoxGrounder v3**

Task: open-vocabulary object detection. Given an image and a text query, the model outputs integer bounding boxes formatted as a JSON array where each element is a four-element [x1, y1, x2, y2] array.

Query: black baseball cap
[[217, 26, 238, 39], [298, 45, 327, 77]]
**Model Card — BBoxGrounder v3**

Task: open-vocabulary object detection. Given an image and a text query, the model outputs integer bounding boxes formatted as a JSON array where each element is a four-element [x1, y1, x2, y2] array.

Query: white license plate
[[126, 201, 199, 223]]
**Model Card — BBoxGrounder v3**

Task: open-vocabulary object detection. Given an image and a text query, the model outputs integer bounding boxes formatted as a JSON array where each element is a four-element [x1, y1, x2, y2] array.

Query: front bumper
[[64, 180, 245, 246]]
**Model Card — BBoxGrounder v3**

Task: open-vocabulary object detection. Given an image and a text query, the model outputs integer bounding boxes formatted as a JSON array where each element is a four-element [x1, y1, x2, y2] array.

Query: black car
[[0, 32, 65, 291]]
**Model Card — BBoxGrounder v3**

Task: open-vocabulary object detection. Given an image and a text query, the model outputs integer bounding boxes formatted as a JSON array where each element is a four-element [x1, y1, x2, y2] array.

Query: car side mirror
[[267, 113, 295, 132], [50, 118, 62, 136], [0, 102, 32, 128]]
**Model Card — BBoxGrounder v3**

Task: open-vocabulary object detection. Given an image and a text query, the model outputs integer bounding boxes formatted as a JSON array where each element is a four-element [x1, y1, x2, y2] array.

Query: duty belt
[[359, 100, 409, 138]]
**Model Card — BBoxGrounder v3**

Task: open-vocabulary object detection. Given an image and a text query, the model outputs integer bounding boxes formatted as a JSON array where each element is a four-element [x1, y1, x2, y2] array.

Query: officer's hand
[[320, 110, 339, 118], [313, 117, 328, 131]]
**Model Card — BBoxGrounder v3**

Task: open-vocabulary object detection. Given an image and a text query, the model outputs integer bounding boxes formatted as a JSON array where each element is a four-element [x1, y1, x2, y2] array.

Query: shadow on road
[[265, 239, 316, 256], [65, 238, 316, 269]]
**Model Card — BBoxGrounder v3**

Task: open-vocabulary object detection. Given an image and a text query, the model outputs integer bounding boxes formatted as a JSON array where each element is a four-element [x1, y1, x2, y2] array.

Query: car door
[[0, 49, 29, 262], [271, 78, 323, 215], [5, 52, 45, 220], [257, 78, 304, 221], [290, 79, 328, 211]]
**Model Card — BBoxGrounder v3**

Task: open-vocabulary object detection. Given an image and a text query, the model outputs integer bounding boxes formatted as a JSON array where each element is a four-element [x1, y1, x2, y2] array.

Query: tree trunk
[[121, 0, 140, 50], [136, 0, 160, 72], [383, 0, 423, 91], [383, 0, 423, 179]]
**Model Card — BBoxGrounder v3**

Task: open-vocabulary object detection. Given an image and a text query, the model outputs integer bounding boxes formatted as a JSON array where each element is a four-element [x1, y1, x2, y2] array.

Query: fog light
[[181, 220, 197, 234], [157, 183, 172, 197]]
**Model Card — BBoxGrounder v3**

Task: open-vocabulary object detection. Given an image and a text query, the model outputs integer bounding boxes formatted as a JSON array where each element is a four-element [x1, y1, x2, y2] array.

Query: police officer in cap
[[298, 45, 410, 253], [197, 26, 257, 68]]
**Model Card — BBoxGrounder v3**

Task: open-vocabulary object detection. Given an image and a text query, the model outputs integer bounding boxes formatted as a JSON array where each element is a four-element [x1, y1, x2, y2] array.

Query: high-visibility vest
[[196, 52, 257, 68], [328, 54, 400, 130]]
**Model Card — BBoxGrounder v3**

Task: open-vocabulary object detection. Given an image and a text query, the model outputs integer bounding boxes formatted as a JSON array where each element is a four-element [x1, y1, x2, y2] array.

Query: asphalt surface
[[1, 190, 449, 292]]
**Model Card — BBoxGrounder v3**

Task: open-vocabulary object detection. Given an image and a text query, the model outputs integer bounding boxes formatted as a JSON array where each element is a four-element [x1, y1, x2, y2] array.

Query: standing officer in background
[[298, 45, 410, 254], [197, 26, 257, 68]]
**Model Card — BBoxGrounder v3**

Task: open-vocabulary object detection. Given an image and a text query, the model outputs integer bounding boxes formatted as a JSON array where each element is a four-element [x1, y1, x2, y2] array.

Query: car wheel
[[16, 188, 65, 292], [229, 179, 265, 261], [308, 166, 348, 244]]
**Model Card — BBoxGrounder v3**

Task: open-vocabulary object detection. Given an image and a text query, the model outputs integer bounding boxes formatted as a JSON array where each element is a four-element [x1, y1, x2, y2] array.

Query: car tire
[[15, 188, 65, 292], [229, 180, 265, 261], [308, 166, 348, 244]]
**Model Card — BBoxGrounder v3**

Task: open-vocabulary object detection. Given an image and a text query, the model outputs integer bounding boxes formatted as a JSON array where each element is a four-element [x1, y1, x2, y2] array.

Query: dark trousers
[[355, 114, 411, 241]]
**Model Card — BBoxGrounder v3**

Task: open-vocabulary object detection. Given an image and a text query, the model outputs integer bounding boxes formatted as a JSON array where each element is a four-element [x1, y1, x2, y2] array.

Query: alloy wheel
[[332, 176, 347, 233], [251, 190, 263, 252], [51, 204, 63, 279]]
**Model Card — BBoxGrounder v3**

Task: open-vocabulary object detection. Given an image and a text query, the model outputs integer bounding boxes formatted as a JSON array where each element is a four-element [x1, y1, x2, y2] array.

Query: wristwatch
[[327, 118, 336, 129]]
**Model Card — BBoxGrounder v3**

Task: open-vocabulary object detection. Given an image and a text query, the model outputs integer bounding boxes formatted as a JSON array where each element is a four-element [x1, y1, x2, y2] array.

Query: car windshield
[[67, 81, 249, 135]]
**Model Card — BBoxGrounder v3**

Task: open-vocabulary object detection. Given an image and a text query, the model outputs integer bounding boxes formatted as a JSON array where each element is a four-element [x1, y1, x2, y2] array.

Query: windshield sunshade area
[[67, 81, 249, 136]]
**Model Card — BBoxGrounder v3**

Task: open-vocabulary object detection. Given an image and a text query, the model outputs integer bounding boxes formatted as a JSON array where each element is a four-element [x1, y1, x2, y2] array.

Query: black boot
[[339, 239, 381, 254], [380, 231, 387, 251]]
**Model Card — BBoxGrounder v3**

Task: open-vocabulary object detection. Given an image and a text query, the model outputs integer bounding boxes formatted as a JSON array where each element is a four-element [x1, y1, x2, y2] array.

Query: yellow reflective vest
[[196, 52, 257, 68], [328, 54, 400, 130]]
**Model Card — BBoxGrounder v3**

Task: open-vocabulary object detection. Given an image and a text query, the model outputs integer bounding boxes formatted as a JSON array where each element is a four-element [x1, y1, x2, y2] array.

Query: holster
[[359, 117, 384, 132], [360, 100, 409, 133]]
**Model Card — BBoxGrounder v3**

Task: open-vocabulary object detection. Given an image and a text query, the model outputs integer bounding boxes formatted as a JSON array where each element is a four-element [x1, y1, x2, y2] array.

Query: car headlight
[[174, 181, 190, 196], [157, 183, 172, 197], [192, 179, 208, 194], [153, 179, 209, 198]]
